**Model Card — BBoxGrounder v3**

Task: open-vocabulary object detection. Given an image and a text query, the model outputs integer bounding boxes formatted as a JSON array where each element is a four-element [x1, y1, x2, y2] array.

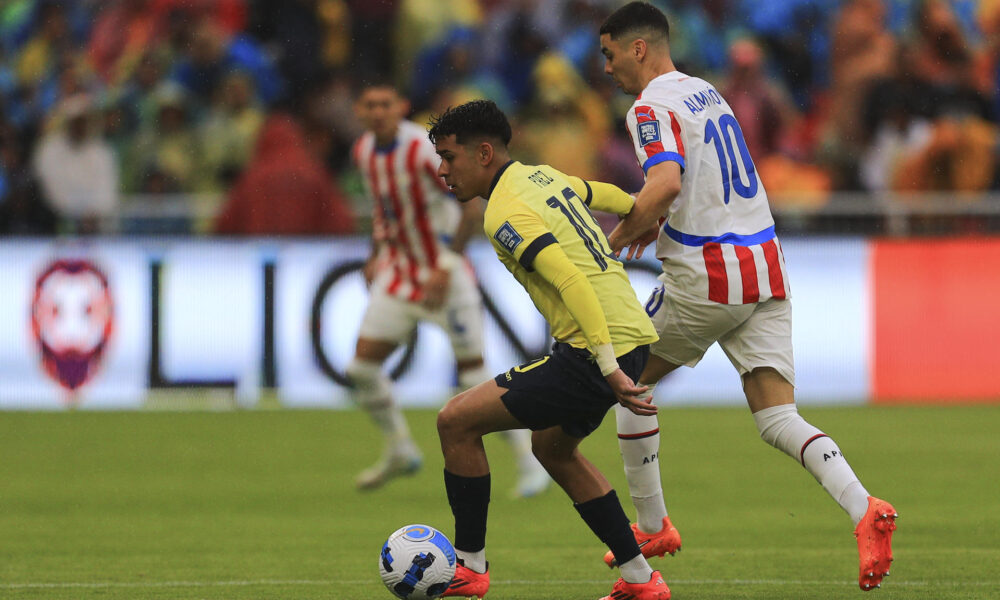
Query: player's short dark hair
[[427, 100, 512, 147], [355, 74, 399, 97], [600, 1, 670, 42]]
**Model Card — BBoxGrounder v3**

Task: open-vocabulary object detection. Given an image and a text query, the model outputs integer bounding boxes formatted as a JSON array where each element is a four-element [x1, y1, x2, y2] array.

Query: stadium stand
[[0, 0, 997, 236]]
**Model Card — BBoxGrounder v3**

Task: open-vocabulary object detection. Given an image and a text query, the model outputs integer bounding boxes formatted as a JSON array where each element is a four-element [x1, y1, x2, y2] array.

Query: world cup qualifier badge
[[638, 121, 661, 146], [30, 259, 114, 397], [494, 221, 523, 253]]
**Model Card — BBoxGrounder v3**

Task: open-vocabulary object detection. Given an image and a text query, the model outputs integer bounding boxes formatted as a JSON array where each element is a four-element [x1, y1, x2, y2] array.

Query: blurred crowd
[[0, 0, 998, 236]]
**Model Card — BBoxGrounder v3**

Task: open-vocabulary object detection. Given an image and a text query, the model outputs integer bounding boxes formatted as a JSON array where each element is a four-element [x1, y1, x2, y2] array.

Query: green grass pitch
[[2, 404, 999, 599]]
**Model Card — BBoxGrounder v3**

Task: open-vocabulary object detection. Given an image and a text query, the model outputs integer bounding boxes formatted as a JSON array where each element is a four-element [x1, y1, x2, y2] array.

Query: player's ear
[[398, 97, 411, 117], [633, 38, 647, 61], [477, 142, 494, 166]]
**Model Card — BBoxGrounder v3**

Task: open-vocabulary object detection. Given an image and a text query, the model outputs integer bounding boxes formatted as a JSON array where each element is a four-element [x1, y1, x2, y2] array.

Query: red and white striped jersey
[[352, 120, 460, 302], [626, 71, 790, 304]]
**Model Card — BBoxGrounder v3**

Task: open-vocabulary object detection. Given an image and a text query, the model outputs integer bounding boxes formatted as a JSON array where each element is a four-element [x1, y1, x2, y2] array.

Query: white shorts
[[358, 264, 484, 361], [645, 283, 795, 385]]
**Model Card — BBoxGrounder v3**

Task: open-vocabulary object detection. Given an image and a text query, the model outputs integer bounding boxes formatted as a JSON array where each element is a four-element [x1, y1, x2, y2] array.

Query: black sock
[[444, 470, 491, 552], [574, 489, 641, 565]]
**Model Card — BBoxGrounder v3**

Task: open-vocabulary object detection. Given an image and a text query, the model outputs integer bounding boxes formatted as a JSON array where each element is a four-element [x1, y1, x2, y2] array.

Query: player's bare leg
[[437, 381, 665, 596], [456, 359, 550, 499], [605, 354, 683, 567], [349, 337, 422, 490], [532, 426, 668, 596], [743, 367, 896, 590], [437, 379, 526, 596]]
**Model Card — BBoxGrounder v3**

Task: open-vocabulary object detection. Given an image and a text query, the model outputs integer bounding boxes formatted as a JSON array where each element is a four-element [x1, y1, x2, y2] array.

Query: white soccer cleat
[[513, 460, 551, 498], [356, 448, 423, 491]]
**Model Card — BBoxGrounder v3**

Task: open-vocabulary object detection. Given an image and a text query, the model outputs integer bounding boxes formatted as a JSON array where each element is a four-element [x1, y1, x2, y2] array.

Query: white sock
[[457, 363, 491, 391], [618, 554, 654, 584], [500, 428, 541, 473], [347, 358, 411, 447], [615, 397, 668, 534], [753, 404, 871, 524], [456, 548, 487, 574]]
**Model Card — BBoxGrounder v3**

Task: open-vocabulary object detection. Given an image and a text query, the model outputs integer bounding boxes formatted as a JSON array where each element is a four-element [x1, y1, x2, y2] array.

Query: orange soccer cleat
[[440, 560, 489, 599], [600, 570, 671, 600], [603, 517, 682, 568], [854, 496, 898, 591]]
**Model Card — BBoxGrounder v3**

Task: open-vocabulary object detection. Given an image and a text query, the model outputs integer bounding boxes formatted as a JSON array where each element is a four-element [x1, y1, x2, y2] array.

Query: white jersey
[[353, 120, 461, 302], [627, 71, 790, 305]]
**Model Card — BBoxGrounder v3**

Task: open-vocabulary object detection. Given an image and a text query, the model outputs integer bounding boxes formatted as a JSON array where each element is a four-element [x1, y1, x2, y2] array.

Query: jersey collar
[[374, 139, 398, 154], [487, 160, 515, 201], [640, 70, 687, 97]]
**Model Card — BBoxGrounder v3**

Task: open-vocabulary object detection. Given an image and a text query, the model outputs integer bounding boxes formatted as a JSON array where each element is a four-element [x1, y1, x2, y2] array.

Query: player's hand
[[363, 257, 377, 287], [607, 222, 628, 254], [621, 225, 659, 260], [608, 223, 657, 260], [422, 268, 451, 310], [605, 369, 656, 416]]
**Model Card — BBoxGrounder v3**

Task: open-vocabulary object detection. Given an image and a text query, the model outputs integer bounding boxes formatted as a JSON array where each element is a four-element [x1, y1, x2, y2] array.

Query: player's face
[[434, 135, 483, 202], [600, 33, 640, 95], [356, 87, 406, 139]]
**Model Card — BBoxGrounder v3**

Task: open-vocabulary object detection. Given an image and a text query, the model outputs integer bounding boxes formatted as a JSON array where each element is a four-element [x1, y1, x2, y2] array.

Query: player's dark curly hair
[[427, 100, 512, 147], [600, 1, 670, 41]]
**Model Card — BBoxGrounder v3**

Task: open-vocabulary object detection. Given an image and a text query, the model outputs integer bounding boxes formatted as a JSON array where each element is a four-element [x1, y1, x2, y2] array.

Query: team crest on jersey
[[638, 121, 661, 146], [494, 221, 523, 253]]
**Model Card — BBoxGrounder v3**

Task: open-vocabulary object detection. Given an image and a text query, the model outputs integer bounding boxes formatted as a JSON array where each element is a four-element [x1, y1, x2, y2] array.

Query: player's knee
[[530, 440, 554, 466], [755, 404, 797, 447], [436, 393, 469, 441], [456, 360, 489, 390], [346, 358, 383, 390], [530, 435, 573, 468], [614, 402, 658, 435], [753, 403, 822, 459]]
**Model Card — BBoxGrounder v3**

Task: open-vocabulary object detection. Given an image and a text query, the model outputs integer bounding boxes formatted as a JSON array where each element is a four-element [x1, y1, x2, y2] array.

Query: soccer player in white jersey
[[598, 2, 896, 591], [348, 79, 548, 497]]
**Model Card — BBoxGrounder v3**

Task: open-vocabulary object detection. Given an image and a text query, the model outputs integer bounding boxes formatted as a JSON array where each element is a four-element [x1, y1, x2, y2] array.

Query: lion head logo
[[30, 260, 114, 394]]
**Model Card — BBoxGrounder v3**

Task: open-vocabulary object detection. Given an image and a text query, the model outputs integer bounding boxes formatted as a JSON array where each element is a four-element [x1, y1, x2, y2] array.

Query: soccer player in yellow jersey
[[428, 99, 671, 600]]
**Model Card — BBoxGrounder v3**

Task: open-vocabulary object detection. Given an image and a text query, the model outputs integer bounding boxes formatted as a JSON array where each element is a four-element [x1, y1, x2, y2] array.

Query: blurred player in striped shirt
[[347, 79, 548, 497], [600, 2, 896, 591]]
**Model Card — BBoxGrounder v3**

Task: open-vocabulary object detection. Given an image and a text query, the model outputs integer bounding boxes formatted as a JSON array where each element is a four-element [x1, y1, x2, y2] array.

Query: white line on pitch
[[2, 579, 999, 590]]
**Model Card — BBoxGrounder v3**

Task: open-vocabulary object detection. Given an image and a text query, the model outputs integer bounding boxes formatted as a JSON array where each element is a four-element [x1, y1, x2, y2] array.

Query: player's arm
[[607, 160, 681, 259], [608, 103, 685, 259], [423, 199, 480, 309], [352, 139, 383, 285], [489, 204, 648, 409], [529, 240, 654, 414], [568, 176, 634, 218], [448, 199, 482, 257], [366, 199, 388, 285], [487, 201, 616, 357]]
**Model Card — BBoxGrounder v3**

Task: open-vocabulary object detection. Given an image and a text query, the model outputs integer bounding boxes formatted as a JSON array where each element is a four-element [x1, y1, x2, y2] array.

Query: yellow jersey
[[483, 161, 658, 358]]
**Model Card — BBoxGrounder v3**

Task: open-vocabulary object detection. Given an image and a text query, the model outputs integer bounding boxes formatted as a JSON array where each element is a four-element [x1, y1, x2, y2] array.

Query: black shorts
[[495, 342, 650, 439]]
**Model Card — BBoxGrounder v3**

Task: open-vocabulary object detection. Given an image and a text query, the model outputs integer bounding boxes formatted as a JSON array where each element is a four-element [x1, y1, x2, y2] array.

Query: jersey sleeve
[[626, 103, 686, 175], [531, 243, 612, 353], [568, 176, 634, 217], [484, 199, 556, 272]]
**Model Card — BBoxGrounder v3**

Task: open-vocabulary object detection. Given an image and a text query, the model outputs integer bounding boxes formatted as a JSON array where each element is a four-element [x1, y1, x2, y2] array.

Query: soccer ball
[[379, 524, 457, 599]]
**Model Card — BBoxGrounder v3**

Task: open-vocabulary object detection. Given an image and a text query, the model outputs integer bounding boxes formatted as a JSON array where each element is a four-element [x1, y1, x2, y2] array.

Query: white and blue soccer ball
[[379, 524, 457, 599]]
